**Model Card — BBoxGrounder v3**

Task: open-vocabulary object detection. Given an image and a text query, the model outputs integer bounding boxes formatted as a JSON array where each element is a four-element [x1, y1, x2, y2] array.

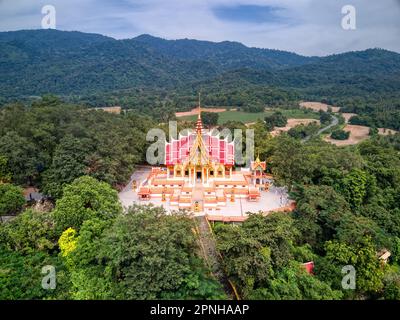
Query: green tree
[[288, 123, 319, 139], [202, 112, 219, 127], [215, 222, 274, 297], [0, 247, 70, 300], [57, 205, 226, 299], [319, 111, 332, 125], [41, 135, 90, 199], [270, 136, 310, 188], [340, 169, 368, 209], [250, 262, 342, 300], [317, 237, 384, 296], [0, 183, 25, 217], [331, 129, 350, 140], [0, 156, 11, 183], [214, 213, 299, 298], [382, 267, 400, 300], [58, 219, 114, 299], [98, 205, 224, 299], [336, 214, 389, 249], [53, 176, 122, 233], [292, 185, 351, 249], [369, 126, 379, 136], [243, 213, 298, 269], [265, 111, 288, 131], [0, 209, 56, 254], [0, 131, 38, 184]]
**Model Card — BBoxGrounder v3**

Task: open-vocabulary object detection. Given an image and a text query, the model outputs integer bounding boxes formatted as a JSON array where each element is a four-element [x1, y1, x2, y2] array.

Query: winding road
[[302, 114, 338, 143]]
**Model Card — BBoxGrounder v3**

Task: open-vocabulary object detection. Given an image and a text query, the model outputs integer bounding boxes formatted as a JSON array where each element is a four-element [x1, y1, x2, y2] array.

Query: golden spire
[[256, 151, 260, 163], [195, 92, 203, 134], [198, 92, 201, 120]]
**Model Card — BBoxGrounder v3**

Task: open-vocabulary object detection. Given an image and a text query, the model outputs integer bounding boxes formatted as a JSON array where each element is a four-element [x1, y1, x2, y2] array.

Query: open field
[[178, 108, 319, 125], [379, 128, 398, 135], [300, 101, 340, 113], [176, 107, 227, 117], [325, 124, 370, 146], [94, 106, 122, 114], [341, 113, 357, 123]]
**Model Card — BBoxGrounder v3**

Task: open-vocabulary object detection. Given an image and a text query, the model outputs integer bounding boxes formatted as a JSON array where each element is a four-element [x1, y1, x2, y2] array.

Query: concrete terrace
[[118, 166, 292, 218]]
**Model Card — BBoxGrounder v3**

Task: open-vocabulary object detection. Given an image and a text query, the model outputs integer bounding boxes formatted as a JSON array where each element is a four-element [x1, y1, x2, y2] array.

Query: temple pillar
[[230, 167, 232, 178], [189, 168, 192, 186]]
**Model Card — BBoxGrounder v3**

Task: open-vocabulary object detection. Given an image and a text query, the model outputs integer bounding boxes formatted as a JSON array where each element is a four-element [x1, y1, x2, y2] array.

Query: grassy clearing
[[178, 109, 320, 125]]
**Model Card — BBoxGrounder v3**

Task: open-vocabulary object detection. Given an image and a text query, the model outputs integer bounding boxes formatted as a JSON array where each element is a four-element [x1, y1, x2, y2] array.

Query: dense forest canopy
[[0, 96, 153, 197]]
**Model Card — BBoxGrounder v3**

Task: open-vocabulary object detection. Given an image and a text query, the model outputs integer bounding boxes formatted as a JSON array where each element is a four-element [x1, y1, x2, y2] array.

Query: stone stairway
[[194, 215, 236, 299], [192, 184, 204, 213]]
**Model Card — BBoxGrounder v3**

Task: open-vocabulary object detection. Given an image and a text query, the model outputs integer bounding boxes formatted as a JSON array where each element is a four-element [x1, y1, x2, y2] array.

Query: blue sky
[[0, 0, 399, 56]]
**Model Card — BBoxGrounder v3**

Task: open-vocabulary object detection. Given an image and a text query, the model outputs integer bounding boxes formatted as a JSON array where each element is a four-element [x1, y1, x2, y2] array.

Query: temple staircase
[[193, 215, 238, 300]]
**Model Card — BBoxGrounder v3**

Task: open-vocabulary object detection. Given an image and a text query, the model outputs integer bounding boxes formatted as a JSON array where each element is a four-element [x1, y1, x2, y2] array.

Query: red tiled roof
[[251, 161, 266, 171], [302, 261, 314, 274], [165, 124, 235, 166], [138, 187, 150, 195]]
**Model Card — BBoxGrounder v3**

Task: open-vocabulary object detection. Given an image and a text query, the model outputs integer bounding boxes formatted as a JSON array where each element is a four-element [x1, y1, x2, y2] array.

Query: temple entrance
[[196, 171, 202, 181]]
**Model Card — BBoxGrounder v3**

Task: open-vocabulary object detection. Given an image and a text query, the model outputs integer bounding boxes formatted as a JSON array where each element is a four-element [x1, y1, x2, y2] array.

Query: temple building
[[137, 104, 268, 212], [165, 107, 234, 185], [250, 155, 269, 190]]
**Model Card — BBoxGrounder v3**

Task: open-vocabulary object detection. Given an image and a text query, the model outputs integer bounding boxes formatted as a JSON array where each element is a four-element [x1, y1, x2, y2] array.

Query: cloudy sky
[[0, 0, 399, 56]]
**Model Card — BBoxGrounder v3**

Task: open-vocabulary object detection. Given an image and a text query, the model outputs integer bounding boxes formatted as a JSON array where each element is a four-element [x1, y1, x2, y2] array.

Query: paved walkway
[[118, 166, 291, 217]]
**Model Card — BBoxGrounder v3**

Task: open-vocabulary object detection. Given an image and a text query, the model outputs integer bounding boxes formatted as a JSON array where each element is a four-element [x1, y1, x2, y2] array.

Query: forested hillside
[[1, 29, 399, 129], [0, 96, 153, 197], [0, 30, 312, 98]]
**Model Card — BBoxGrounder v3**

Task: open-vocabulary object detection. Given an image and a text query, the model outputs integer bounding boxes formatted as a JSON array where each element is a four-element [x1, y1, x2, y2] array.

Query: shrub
[[331, 129, 350, 140]]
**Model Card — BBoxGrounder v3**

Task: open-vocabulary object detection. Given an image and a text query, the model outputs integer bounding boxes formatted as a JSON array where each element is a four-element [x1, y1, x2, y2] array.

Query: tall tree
[[202, 112, 219, 127], [0, 156, 11, 183], [0, 183, 25, 217], [292, 185, 351, 249], [0, 131, 38, 185], [340, 169, 368, 210], [53, 176, 122, 233], [316, 237, 384, 297], [41, 135, 90, 199]]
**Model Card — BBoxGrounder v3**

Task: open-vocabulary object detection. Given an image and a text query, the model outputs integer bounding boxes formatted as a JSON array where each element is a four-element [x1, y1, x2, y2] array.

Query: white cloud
[[0, 0, 399, 56]]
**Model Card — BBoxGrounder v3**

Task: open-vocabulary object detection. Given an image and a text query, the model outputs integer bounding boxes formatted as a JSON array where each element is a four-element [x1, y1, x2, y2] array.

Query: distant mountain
[[0, 29, 399, 101], [133, 34, 316, 69]]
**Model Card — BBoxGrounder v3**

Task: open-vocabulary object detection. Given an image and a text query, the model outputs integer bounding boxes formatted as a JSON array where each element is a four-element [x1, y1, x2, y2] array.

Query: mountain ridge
[[0, 29, 399, 102]]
